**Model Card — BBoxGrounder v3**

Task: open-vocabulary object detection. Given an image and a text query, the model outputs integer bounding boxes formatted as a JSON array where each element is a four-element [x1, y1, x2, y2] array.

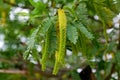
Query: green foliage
[[67, 24, 78, 44], [76, 2, 88, 25], [1, 0, 120, 80], [41, 25, 52, 71], [53, 59, 60, 75], [116, 0, 120, 12], [23, 27, 39, 59], [40, 18, 54, 34], [29, 0, 46, 16], [75, 22, 94, 40]]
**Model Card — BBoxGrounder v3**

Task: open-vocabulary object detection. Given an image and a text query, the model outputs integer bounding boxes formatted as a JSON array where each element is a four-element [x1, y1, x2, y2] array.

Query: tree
[[0, 0, 120, 80]]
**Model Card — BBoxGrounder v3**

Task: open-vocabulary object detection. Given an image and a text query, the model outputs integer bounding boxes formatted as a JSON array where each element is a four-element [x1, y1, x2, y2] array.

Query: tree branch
[[0, 69, 27, 74]]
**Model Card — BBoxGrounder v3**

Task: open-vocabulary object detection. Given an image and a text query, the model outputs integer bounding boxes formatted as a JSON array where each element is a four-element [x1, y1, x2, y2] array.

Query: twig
[[0, 69, 27, 74]]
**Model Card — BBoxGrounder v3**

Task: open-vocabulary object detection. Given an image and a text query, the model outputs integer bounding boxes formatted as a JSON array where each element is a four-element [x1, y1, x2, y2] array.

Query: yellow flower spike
[[57, 9, 67, 62], [58, 9, 67, 29], [53, 9, 67, 75]]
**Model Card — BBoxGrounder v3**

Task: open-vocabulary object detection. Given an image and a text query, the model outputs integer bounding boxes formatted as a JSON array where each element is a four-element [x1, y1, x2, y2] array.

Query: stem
[[0, 69, 26, 74]]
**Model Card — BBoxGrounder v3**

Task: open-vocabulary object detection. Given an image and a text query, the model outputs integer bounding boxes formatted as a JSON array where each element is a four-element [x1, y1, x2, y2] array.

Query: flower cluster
[[113, 13, 120, 28]]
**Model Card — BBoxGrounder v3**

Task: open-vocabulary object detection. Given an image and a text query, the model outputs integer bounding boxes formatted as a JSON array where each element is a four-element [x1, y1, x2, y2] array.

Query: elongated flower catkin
[[53, 9, 67, 75], [58, 9, 67, 29], [41, 31, 50, 71], [57, 9, 67, 62]]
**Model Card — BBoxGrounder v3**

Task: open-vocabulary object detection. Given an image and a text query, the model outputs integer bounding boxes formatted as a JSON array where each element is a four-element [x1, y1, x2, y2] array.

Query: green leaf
[[41, 30, 51, 71], [116, 0, 120, 12], [67, 24, 78, 44], [48, 27, 57, 54], [75, 23, 94, 40], [29, 0, 46, 15], [23, 27, 39, 59], [40, 18, 54, 35], [29, 0, 36, 7], [76, 2, 88, 25], [41, 22, 57, 71], [28, 28, 39, 50]]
